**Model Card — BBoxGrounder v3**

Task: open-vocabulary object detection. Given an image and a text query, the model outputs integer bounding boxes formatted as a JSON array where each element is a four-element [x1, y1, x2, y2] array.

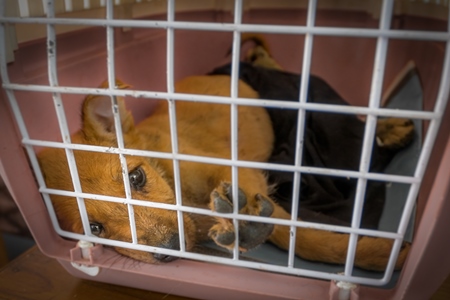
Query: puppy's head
[[38, 80, 196, 263]]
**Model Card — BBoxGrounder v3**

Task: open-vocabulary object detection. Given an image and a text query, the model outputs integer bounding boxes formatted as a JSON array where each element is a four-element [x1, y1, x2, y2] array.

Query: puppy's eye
[[129, 167, 146, 190], [90, 222, 104, 236]]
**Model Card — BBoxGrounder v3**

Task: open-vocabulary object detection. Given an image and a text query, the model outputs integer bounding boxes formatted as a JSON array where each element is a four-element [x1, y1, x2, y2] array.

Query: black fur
[[210, 63, 400, 229]]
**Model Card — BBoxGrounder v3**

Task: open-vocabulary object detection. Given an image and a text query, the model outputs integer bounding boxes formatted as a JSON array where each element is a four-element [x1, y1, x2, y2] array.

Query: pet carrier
[[0, 0, 449, 299]]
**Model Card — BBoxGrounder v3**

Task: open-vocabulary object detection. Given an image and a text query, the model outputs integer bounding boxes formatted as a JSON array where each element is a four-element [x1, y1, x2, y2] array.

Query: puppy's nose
[[153, 234, 180, 263]]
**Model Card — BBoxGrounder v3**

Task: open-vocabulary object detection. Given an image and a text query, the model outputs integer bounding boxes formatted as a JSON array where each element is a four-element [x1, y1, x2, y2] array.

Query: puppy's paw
[[245, 46, 283, 70], [208, 182, 274, 252], [376, 118, 414, 149]]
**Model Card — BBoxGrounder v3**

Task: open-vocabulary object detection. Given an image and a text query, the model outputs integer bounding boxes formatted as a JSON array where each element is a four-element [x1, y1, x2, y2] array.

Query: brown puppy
[[38, 74, 411, 271]]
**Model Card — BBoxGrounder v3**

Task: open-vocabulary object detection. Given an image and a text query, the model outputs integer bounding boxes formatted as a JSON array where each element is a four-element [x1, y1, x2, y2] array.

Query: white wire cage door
[[0, 0, 450, 299]]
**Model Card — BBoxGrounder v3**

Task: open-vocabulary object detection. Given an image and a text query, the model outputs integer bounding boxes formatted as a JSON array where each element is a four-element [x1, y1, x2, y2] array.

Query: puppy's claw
[[213, 230, 235, 246], [212, 191, 233, 214], [223, 183, 247, 211], [256, 194, 274, 217]]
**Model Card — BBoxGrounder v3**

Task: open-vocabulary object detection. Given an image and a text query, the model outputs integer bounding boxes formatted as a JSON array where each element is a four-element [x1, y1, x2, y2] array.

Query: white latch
[[70, 240, 100, 277], [336, 281, 358, 300]]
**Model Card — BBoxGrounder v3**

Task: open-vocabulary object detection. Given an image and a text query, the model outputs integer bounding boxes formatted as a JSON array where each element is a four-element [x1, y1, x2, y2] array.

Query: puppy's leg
[[208, 168, 276, 252], [268, 206, 410, 271], [376, 118, 415, 149], [207, 179, 409, 271]]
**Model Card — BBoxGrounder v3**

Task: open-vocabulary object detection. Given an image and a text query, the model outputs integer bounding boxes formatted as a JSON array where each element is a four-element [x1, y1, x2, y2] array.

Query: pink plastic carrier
[[0, 1, 449, 299]]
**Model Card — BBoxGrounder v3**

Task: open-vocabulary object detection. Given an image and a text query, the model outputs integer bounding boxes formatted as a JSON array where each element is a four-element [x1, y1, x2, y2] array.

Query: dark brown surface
[[0, 245, 193, 300]]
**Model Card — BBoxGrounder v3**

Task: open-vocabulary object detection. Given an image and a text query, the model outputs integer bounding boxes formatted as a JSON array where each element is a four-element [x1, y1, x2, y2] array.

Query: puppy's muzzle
[[153, 234, 180, 263]]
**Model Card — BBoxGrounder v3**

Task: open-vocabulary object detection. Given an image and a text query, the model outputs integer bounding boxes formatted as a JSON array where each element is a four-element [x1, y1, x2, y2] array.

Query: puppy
[[38, 51, 412, 272]]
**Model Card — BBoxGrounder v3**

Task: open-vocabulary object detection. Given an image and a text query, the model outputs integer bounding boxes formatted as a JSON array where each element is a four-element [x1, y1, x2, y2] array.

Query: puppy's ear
[[81, 80, 135, 141]]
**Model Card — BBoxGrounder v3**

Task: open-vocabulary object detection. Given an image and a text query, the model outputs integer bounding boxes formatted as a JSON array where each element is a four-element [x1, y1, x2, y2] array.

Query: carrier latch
[[69, 240, 103, 276], [329, 279, 359, 300]]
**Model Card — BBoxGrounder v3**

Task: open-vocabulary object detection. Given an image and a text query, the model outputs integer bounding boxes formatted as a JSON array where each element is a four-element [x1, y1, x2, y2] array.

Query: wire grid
[[0, 0, 449, 287], [14, 0, 450, 18]]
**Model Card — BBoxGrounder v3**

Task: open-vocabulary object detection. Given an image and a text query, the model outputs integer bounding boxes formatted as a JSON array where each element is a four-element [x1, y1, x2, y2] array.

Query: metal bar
[[42, 0, 48, 14], [39, 188, 403, 240], [21, 137, 421, 184], [0, 16, 448, 41], [18, 0, 29, 17], [287, 0, 317, 268], [229, 0, 243, 261], [105, 0, 138, 245], [344, 0, 394, 276], [45, 0, 92, 237], [64, 0, 73, 12], [2, 83, 439, 119], [166, 0, 187, 253]]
